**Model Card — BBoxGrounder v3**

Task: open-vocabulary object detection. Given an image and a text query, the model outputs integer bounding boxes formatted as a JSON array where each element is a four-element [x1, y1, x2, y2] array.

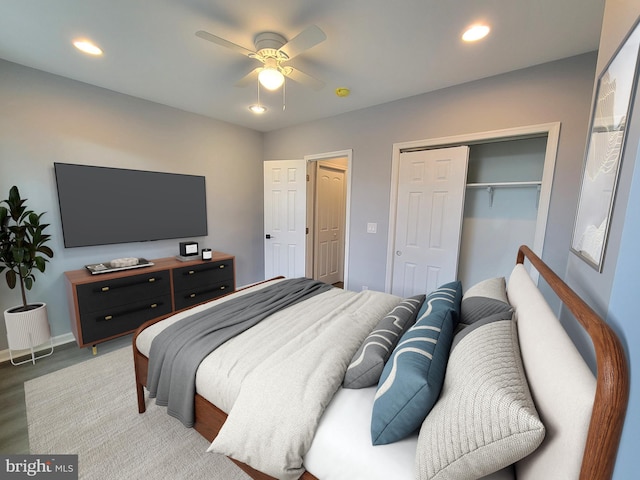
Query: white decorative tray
[[85, 258, 154, 275]]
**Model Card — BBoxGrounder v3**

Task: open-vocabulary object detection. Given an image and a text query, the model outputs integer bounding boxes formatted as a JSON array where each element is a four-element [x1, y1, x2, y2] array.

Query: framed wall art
[[571, 20, 640, 271]]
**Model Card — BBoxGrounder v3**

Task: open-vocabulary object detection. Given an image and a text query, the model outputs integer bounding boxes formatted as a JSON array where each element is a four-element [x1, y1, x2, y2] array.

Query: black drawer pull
[[97, 301, 166, 322], [188, 270, 195, 275], [96, 276, 163, 294], [219, 265, 225, 269], [184, 284, 231, 300]]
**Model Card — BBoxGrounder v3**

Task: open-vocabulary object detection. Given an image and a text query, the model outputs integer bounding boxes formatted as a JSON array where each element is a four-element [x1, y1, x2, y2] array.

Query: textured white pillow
[[414, 319, 544, 480]]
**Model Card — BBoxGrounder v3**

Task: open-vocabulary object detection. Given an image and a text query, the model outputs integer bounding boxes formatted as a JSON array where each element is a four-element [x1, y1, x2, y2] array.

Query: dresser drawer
[[77, 270, 171, 315], [174, 279, 234, 311], [172, 259, 234, 293], [80, 294, 172, 344]]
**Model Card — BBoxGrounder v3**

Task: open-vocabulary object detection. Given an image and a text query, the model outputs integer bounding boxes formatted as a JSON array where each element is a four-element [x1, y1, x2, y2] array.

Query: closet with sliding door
[[388, 124, 558, 297]]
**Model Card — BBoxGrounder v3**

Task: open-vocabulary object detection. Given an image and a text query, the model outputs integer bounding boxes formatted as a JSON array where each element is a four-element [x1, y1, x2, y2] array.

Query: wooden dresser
[[64, 252, 235, 351]]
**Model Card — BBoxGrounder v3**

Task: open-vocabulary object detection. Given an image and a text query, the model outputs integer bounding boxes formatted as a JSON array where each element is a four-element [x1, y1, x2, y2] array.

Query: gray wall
[[0, 59, 265, 351], [264, 53, 597, 301]]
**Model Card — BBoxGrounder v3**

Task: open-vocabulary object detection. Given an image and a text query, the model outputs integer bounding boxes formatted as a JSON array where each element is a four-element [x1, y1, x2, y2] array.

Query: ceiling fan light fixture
[[258, 67, 285, 91]]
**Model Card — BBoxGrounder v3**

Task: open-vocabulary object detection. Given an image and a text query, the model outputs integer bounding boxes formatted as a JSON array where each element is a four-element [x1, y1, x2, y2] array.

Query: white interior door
[[264, 160, 307, 279], [314, 163, 346, 284], [391, 146, 469, 297]]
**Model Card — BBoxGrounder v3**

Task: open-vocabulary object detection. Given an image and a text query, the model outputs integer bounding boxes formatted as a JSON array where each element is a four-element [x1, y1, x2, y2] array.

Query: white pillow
[[414, 319, 544, 480]]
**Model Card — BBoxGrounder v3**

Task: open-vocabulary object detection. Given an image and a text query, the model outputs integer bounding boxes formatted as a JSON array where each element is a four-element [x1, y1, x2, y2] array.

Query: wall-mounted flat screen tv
[[54, 163, 208, 248]]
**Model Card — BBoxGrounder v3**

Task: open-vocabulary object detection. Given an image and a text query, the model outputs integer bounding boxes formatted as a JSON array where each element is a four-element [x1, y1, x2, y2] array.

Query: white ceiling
[[0, 0, 605, 132]]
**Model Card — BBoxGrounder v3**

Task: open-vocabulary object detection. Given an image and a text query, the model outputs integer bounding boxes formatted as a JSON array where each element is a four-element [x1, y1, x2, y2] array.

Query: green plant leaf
[[8, 186, 20, 204], [8, 187, 26, 221], [24, 276, 33, 290], [11, 246, 24, 264], [35, 256, 46, 272], [38, 245, 54, 258], [19, 264, 29, 278], [6, 269, 16, 289]]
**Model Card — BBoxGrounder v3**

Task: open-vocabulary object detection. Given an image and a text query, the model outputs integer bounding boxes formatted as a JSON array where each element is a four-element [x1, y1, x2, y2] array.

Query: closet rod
[[466, 181, 542, 188]]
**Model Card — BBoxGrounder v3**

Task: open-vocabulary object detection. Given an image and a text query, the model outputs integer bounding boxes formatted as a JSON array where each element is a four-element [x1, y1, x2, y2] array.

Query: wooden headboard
[[515, 246, 628, 480]]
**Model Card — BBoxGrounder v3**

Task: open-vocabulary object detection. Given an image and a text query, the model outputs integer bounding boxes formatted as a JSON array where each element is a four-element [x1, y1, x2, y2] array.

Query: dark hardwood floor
[[0, 335, 132, 454]]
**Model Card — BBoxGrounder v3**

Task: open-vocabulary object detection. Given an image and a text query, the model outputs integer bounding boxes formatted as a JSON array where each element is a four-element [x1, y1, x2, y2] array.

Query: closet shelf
[[466, 181, 542, 208]]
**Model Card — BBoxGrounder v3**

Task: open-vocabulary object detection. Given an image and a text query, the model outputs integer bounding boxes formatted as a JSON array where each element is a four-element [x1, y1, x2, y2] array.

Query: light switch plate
[[367, 222, 377, 234]]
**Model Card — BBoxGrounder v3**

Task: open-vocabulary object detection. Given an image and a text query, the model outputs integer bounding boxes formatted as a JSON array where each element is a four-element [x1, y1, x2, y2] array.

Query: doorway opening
[[305, 150, 352, 288]]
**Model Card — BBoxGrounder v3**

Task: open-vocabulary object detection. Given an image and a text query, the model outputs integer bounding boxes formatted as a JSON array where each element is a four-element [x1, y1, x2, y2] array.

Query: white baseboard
[[0, 332, 76, 364]]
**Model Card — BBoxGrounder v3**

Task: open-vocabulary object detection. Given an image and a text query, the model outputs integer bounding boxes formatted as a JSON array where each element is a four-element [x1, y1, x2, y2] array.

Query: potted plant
[[0, 186, 54, 365]]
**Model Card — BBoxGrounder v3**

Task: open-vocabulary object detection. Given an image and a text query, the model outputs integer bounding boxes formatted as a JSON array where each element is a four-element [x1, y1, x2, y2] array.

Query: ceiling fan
[[195, 25, 327, 91]]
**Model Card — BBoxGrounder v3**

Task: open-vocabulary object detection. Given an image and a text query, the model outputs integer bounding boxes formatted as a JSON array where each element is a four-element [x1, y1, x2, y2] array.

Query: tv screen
[[54, 163, 208, 248]]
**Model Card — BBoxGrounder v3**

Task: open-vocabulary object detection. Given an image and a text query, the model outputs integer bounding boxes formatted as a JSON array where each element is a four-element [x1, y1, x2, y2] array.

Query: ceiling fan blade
[[235, 67, 261, 87], [195, 30, 256, 57], [278, 25, 326, 60], [285, 67, 325, 90]]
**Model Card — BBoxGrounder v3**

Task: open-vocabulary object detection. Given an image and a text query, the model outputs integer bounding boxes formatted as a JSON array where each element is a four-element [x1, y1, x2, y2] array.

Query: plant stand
[[4, 302, 53, 366]]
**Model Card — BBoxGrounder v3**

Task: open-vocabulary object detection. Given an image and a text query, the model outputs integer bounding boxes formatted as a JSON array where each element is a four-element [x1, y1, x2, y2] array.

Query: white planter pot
[[4, 302, 53, 365]]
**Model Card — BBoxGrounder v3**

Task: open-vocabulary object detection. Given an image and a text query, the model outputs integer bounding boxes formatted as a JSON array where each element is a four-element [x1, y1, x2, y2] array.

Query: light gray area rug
[[25, 347, 250, 480]]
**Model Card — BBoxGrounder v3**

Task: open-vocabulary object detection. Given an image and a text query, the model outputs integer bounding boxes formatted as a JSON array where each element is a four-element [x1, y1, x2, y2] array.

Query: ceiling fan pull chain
[[282, 78, 286, 111]]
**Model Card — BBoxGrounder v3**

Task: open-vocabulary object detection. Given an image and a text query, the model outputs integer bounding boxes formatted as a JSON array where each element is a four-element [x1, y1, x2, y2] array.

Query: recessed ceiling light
[[73, 39, 103, 56], [249, 104, 267, 114], [462, 25, 490, 42]]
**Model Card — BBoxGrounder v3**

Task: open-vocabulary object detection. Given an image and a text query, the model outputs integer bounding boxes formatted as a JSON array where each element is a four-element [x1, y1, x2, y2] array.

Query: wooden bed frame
[[132, 246, 629, 480]]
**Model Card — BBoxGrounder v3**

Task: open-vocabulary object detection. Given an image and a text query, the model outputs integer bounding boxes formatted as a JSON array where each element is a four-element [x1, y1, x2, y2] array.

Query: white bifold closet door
[[390, 146, 469, 297]]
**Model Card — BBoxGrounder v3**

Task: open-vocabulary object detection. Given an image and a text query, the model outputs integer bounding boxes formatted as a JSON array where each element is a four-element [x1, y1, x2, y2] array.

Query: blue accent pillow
[[370, 281, 462, 445]]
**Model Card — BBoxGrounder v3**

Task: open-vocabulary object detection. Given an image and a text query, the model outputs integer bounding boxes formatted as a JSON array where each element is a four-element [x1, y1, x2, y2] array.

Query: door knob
[[396, 250, 402, 256]]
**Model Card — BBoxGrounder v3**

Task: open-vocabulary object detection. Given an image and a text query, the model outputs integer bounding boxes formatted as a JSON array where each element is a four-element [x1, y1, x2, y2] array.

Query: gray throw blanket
[[146, 277, 332, 427]]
